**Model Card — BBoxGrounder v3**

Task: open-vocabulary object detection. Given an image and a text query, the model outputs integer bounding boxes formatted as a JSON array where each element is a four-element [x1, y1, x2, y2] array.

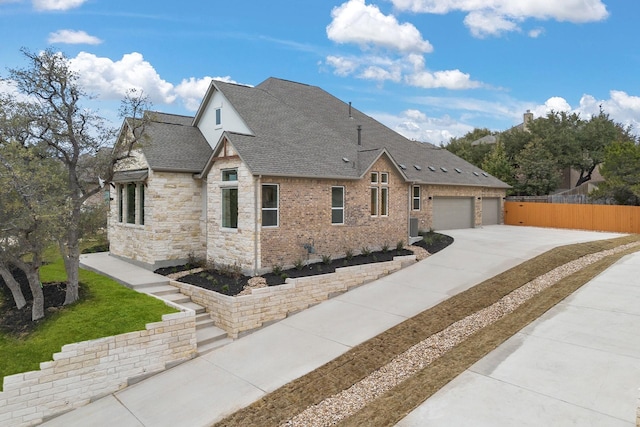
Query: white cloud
[[68, 52, 176, 104], [528, 27, 544, 38], [463, 10, 518, 38], [175, 76, 239, 111], [48, 29, 102, 45], [391, 0, 608, 38], [527, 91, 640, 133], [33, 0, 87, 11], [406, 69, 481, 89], [372, 109, 473, 144], [326, 55, 360, 76], [326, 52, 482, 90], [327, 0, 433, 53]]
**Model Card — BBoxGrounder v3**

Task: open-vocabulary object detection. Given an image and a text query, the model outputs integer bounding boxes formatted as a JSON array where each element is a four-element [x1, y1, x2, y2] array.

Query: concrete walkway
[[40, 226, 635, 426]]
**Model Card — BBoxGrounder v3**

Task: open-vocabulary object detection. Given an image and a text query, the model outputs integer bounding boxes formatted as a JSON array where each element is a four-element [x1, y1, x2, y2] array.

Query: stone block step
[[129, 280, 171, 290], [143, 284, 180, 296], [180, 301, 206, 315], [196, 314, 215, 330], [197, 337, 234, 355], [196, 325, 228, 347], [162, 293, 190, 304]]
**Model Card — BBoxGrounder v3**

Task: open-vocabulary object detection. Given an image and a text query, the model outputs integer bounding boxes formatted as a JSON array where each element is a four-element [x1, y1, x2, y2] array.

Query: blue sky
[[1, 0, 639, 144]]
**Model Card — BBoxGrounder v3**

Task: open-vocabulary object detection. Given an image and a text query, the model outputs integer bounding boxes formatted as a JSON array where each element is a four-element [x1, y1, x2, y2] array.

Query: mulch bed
[[0, 268, 70, 337], [155, 233, 453, 297]]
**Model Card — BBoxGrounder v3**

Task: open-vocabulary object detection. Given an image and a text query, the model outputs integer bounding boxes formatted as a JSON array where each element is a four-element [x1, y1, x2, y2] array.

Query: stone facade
[[109, 169, 205, 269], [172, 255, 415, 338], [410, 184, 506, 232], [0, 311, 196, 427], [205, 143, 257, 273], [259, 155, 408, 271]]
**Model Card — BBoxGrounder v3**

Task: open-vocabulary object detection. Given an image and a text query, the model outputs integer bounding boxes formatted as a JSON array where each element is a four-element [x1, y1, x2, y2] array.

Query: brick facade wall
[[172, 255, 415, 338], [410, 185, 506, 231], [0, 312, 196, 427], [259, 156, 408, 271], [109, 169, 205, 269]]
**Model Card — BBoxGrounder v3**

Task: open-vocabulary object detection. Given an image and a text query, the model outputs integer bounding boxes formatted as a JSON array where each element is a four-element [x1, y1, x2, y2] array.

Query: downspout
[[253, 175, 260, 276], [408, 183, 413, 245]]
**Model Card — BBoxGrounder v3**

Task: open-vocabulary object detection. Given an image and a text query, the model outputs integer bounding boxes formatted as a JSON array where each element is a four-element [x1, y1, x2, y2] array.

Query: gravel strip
[[284, 242, 640, 427]]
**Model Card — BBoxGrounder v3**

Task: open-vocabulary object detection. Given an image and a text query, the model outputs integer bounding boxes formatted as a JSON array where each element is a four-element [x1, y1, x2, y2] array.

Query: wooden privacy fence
[[504, 201, 640, 234]]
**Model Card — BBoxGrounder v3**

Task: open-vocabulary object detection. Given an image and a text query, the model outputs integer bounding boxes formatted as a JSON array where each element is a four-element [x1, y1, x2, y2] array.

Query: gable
[[194, 82, 252, 149]]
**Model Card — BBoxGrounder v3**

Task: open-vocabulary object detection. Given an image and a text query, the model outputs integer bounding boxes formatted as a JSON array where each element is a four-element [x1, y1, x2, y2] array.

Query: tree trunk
[[63, 204, 81, 305], [0, 264, 27, 310], [575, 164, 596, 187], [26, 267, 44, 321], [13, 259, 44, 321]]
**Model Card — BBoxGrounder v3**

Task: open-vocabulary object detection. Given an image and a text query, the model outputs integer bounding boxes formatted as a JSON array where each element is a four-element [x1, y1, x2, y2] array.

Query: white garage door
[[433, 197, 474, 230], [482, 197, 501, 226]]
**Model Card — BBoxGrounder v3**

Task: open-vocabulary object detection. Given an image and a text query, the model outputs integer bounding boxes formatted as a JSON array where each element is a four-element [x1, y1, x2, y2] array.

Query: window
[[139, 184, 145, 225], [222, 168, 238, 229], [262, 184, 278, 227], [118, 185, 123, 222], [331, 186, 344, 224], [380, 187, 389, 216], [126, 183, 136, 224], [369, 170, 389, 217], [222, 169, 237, 181], [215, 108, 221, 126], [222, 188, 238, 228], [412, 186, 420, 211], [370, 187, 378, 216]]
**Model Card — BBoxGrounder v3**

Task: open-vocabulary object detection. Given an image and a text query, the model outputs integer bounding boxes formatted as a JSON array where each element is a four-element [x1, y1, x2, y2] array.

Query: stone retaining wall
[[172, 255, 416, 338], [0, 311, 197, 427]]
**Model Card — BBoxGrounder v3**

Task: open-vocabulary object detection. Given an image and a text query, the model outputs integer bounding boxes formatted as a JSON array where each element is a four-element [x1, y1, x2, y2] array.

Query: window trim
[[380, 186, 389, 216], [215, 107, 222, 127], [380, 172, 389, 184], [118, 184, 123, 223], [331, 186, 345, 225], [370, 187, 379, 217], [126, 183, 136, 224], [261, 184, 279, 228], [370, 172, 378, 184], [221, 186, 238, 229], [221, 168, 238, 182], [412, 185, 421, 211], [139, 184, 145, 225]]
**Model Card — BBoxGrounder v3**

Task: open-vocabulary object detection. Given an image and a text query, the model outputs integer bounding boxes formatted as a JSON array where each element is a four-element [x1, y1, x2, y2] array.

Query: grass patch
[[0, 260, 177, 388], [213, 234, 640, 427]]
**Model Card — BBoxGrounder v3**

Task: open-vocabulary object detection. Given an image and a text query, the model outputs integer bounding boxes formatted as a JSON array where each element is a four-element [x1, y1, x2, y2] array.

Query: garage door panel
[[482, 198, 500, 226], [433, 197, 473, 230]]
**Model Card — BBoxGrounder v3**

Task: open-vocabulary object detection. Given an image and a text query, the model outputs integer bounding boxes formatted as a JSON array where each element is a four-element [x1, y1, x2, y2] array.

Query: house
[[108, 78, 510, 274]]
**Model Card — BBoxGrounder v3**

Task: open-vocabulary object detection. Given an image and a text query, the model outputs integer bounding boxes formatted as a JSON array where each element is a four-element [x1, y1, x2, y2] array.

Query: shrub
[[322, 254, 332, 265], [396, 240, 405, 251], [361, 246, 371, 257], [345, 248, 354, 260], [280, 273, 289, 280], [381, 243, 389, 253], [272, 263, 283, 276], [294, 258, 305, 271]]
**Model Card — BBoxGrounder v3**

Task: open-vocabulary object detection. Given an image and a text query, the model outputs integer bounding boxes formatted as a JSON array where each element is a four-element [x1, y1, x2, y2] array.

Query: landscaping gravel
[[283, 241, 640, 427]]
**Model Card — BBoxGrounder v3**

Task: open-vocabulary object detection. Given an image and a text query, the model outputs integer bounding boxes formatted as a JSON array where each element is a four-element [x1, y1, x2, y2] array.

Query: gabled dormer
[[192, 80, 254, 149]]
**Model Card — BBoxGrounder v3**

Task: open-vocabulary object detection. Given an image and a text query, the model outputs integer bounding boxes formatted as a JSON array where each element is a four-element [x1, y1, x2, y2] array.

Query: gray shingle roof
[[215, 78, 509, 188], [133, 79, 509, 189], [138, 112, 212, 172]]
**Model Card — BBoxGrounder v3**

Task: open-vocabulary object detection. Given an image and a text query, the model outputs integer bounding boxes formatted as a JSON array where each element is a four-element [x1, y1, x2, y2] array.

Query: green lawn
[[0, 259, 178, 388]]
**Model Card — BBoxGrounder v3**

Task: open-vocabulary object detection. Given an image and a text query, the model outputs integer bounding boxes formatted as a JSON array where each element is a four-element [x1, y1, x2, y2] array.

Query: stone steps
[[145, 284, 233, 353]]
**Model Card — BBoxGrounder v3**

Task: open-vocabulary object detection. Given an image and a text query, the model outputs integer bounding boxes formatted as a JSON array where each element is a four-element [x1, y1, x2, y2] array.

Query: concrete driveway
[[41, 225, 633, 426], [398, 231, 640, 426]]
